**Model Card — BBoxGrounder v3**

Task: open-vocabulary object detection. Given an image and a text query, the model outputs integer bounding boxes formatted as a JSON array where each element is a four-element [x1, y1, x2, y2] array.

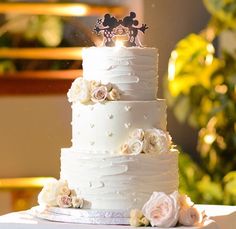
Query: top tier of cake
[[82, 46, 158, 101]]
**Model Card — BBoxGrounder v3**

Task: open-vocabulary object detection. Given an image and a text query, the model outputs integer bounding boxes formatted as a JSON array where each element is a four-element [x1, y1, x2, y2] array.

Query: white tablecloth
[[0, 205, 235, 229]]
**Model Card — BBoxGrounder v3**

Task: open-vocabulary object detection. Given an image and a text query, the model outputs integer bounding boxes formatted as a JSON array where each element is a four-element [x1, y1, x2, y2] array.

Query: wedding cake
[[60, 45, 179, 210], [37, 12, 205, 227]]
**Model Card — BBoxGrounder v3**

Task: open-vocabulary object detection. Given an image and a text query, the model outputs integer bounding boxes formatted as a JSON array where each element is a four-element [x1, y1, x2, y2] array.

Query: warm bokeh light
[[168, 51, 178, 81], [215, 84, 228, 94], [0, 3, 125, 17], [205, 43, 214, 65], [0, 177, 54, 189], [115, 40, 124, 48], [204, 134, 216, 144]]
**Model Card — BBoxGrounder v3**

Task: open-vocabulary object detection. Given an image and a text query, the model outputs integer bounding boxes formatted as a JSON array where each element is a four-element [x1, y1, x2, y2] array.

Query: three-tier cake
[[60, 46, 179, 210]]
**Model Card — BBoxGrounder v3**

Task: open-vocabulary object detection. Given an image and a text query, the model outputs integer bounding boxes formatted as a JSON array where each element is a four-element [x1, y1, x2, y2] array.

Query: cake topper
[[94, 12, 148, 47]]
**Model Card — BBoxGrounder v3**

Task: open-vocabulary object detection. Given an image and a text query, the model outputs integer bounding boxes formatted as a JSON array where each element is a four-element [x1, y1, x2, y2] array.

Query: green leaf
[[203, 0, 236, 29]]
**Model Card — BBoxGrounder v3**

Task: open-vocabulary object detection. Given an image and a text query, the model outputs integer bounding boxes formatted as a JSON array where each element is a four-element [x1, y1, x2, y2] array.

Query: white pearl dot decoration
[[90, 141, 95, 146], [144, 115, 148, 120], [90, 124, 95, 128], [106, 131, 113, 137], [108, 114, 114, 119], [124, 105, 131, 111], [124, 123, 131, 128]]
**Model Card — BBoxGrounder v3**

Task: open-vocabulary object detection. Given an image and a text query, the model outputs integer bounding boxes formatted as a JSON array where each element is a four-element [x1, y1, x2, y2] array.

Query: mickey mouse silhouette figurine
[[121, 12, 148, 47], [94, 12, 148, 47], [94, 13, 120, 47]]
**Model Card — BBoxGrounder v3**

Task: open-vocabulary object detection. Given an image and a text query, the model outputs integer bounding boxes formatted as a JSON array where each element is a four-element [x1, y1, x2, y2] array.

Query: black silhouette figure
[[121, 12, 148, 47], [94, 13, 120, 47], [93, 12, 148, 47]]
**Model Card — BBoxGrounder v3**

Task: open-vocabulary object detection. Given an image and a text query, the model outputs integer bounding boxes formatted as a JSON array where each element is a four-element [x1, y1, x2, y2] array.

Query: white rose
[[38, 179, 68, 207], [179, 206, 203, 226], [142, 191, 179, 228], [143, 129, 172, 154], [91, 85, 108, 102], [130, 129, 144, 141], [179, 194, 194, 209], [72, 196, 84, 208], [128, 139, 143, 155], [56, 194, 72, 208], [67, 78, 90, 103], [107, 88, 120, 101]]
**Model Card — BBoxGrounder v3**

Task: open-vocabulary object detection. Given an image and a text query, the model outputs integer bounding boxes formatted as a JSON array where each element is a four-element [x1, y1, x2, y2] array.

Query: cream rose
[[128, 139, 143, 155], [107, 88, 120, 101], [179, 194, 194, 209], [90, 80, 101, 90], [140, 217, 150, 226], [120, 144, 130, 155], [143, 129, 172, 154], [38, 179, 68, 207], [130, 209, 143, 219], [129, 217, 142, 227], [179, 206, 203, 226], [142, 191, 179, 228], [91, 85, 108, 102], [72, 196, 84, 208], [67, 78, 90, 103], [56, 194, 72, 208], [130, 129, 144, 141]]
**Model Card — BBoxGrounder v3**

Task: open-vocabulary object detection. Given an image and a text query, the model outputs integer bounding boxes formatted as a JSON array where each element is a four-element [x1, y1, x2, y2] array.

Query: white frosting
[[71, 100, 166, 153], [82, 47, 158, 101], [60, 148, 179, 210]]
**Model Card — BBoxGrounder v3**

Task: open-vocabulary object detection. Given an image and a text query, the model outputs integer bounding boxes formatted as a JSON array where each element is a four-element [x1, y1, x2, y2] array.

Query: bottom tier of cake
[[60, 148, 179, 210]]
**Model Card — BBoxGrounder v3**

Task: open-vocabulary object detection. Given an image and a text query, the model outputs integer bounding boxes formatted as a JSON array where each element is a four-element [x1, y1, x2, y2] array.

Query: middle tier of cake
[[71, 100, 167, 154]]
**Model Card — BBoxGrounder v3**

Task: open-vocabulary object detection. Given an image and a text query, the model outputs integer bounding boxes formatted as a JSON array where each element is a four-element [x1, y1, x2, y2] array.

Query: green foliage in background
[[0, 14, 63, 73], [166, 0, 236, 204]]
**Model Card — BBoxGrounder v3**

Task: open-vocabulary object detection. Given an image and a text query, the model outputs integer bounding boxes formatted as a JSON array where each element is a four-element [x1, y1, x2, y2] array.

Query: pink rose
[[56, 194, 72, 208], [91, 86, 108, 102], [179, 206, 203, 226], [142, 191, 179, 228]]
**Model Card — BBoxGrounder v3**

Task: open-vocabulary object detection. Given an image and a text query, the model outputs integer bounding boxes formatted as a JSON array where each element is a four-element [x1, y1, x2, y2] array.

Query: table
[[0, 205, 236, 229]]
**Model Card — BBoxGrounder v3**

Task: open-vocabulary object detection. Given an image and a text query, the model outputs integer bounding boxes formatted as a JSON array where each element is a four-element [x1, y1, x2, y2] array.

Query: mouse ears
[[94, 11, 148, 47]]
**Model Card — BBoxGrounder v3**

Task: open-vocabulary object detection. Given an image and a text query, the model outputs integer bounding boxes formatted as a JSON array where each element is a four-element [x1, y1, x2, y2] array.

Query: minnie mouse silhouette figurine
[[94, 13, 120, 46], [94, 12, 148, 47], [121, 12, 148, 47]]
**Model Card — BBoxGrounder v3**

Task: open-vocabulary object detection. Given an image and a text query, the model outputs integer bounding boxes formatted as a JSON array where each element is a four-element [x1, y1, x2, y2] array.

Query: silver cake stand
[[30, 206, 130, 225]]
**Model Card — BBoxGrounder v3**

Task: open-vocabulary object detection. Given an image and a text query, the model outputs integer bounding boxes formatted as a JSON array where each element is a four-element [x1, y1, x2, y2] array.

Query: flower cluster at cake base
[[67, 78, 121, 104], [38, 178, 84, 209], [120, 128, 172, 155], [130, 191, 206, 228]]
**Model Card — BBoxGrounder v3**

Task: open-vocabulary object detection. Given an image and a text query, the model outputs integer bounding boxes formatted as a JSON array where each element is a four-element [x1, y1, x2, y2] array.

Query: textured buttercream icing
[[61, 148, 179, 210], [82, 47, 158, 101]]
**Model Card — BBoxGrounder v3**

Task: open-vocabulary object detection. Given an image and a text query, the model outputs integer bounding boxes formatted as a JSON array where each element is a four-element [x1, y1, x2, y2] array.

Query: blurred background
[[0, 0, 236, 214]]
